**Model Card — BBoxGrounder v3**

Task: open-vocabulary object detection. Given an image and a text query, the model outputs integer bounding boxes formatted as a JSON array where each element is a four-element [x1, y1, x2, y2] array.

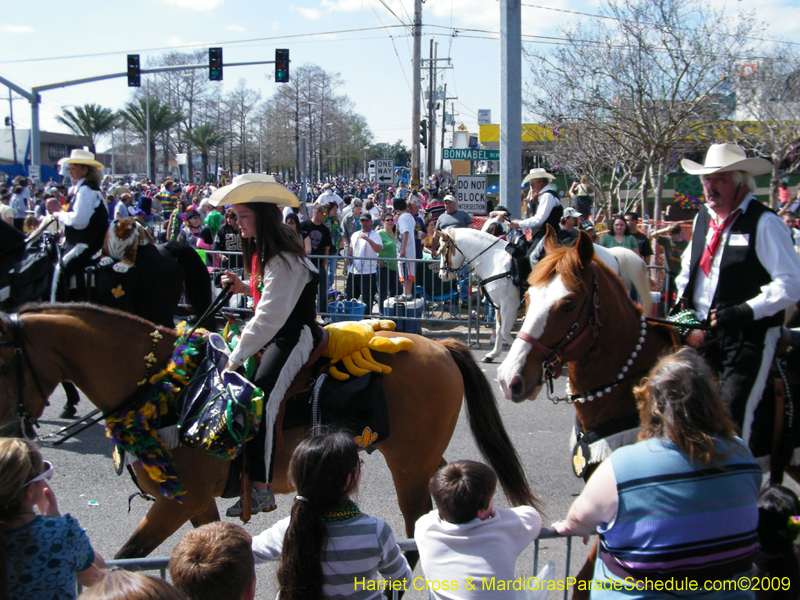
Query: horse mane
[[528, 245, 589, 293], [16, 302, 174, 332]]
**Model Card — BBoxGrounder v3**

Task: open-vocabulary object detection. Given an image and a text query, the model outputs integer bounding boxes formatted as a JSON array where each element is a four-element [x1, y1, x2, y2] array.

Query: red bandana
[[699, 208, 741, 276]]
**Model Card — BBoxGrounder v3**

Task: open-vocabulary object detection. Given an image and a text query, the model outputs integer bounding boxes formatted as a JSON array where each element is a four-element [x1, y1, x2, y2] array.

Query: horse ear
[[543, 224, 559, 254], [576, 230, 595, 269]]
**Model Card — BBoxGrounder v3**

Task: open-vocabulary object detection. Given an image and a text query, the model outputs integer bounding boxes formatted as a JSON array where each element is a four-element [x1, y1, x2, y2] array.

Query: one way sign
[[375, 159, 394, 185]]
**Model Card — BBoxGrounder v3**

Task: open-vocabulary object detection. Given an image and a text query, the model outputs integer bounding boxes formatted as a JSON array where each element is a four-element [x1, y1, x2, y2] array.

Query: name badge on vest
[[728, 233, 749, 246]]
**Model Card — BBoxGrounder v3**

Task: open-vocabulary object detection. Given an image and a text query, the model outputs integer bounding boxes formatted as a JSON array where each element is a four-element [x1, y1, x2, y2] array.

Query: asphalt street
[[35, 343, 591, 599]]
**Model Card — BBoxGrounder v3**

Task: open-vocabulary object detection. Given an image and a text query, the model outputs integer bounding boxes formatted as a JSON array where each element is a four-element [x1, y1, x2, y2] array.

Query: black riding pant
[[703, 327, 769, 442]]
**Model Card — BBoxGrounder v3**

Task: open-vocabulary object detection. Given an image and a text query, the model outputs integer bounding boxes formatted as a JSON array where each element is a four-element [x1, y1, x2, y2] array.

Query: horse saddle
[[221, 324, 391, 499], [280, 325, 390, 451]]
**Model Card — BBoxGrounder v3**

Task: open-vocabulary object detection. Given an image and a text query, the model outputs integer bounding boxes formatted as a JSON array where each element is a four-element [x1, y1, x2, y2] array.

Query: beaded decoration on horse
[[104, 323, 207, 501]]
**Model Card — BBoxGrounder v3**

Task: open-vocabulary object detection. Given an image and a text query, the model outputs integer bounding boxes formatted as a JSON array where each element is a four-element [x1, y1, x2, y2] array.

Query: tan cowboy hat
[[681, 143, 772, 176], [113, 185, 131, 196], [208, 173, 300, 208], [522, 168, 556, 185], [57, 149, 105, 171]]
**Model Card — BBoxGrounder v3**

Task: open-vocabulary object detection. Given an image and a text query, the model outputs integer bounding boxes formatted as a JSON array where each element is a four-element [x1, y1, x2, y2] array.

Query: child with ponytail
[[0, 438, 105, 600], [252, 430, 411, 599]]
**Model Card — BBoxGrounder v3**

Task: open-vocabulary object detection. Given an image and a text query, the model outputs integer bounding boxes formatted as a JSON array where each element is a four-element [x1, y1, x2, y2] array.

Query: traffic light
[[127, 55, 141, 87], [420, 119, 428, 147], [275, 49, 289, 83], [209, 47, 223, 81], [4, 117, 10, 127]]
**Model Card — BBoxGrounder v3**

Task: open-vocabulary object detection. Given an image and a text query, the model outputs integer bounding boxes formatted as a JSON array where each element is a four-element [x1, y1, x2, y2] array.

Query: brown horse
[[0, 302, 535, 560], [496, 229, 678, 598]]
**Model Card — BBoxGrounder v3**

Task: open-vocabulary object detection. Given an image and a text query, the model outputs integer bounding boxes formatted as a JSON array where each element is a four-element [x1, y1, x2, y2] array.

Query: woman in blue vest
[[554, 347, 761, 598], [51, 149, 108, 301]]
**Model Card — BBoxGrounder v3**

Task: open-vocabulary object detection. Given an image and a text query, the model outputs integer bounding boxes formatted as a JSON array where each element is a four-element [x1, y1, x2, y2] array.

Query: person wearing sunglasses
[[0, 439, 106, 599]]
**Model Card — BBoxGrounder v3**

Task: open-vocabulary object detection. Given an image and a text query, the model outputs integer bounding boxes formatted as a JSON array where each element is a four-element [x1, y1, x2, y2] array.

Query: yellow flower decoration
[[572, 446, 587, 477], [111, 285, 125, 299], [355, 427, 379, 448]]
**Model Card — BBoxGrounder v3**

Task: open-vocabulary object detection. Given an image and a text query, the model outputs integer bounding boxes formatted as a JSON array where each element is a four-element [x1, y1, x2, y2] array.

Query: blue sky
[[1, 0, 798, 153]]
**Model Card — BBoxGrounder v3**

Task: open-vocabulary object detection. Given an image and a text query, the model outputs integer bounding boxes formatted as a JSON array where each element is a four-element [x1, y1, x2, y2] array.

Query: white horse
[[438, 228, 651, 363]]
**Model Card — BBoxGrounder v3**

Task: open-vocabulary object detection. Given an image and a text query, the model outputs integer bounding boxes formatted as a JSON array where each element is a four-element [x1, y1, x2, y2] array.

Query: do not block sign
[[455, 175, 487, 215]]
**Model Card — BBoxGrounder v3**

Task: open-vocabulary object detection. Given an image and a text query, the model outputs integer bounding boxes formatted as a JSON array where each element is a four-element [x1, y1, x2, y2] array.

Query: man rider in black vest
[[509, 167, 563, 249], [676, 143, 800, 453]]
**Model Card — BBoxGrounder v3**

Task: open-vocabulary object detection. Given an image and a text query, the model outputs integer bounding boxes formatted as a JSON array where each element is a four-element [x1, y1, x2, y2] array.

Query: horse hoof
[[482, 356, 495, 363]]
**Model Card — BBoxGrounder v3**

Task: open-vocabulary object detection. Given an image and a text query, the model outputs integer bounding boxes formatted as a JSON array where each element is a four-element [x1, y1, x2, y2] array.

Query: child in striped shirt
[[252, 431, 412, 600]]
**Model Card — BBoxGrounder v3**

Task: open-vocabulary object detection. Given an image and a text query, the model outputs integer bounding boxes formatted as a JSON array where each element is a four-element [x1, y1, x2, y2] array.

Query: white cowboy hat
[[208, 173, 300, 208], [57, 149, 105, 171], [522, 168, 556, 185], [563, 207, 582, 218], [681, 143, 772, 177]]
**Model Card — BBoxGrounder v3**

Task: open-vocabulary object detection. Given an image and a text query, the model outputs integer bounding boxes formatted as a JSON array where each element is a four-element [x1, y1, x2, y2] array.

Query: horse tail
[[439, 337, 539, 509], [164, 241, 212, 316]]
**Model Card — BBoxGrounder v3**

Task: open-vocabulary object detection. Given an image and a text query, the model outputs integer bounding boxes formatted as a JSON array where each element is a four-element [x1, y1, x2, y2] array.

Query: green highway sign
[[442, 148, 500, 161]]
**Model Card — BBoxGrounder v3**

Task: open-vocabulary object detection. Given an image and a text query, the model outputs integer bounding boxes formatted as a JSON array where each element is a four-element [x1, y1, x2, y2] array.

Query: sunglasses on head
[[24, 461, 53, 487]]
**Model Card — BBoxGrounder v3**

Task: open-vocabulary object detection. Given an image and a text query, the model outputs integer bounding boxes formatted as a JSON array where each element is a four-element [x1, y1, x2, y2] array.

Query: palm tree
[[55, 104, 118, 155], [118, 98, 183, 180], [183, 123, 230, 183]]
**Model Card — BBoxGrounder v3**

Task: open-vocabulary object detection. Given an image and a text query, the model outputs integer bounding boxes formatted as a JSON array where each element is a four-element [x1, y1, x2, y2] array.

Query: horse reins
[[0, 313, 51, 437], [440, 234, 505, 276]]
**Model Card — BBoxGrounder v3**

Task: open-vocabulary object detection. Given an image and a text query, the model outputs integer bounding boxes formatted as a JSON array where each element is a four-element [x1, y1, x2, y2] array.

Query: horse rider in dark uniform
[[50, 149, 109, 302], [675, 143, 800, 450], [509, 168, 563, 248]]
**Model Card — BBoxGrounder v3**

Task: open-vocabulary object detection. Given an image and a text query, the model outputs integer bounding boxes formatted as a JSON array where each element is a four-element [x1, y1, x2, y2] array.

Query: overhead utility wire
[[0, 25, 409, 65]]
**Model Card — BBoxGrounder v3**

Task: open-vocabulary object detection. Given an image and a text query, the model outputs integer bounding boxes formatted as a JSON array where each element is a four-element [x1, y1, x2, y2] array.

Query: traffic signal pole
[[9, 58, 277, 180]]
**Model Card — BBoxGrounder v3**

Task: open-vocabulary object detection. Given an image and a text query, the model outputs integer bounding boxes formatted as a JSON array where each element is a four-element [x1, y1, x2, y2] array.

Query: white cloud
[[225, 25, 247, 32], [0, 25, 35, 34], [156, 0, 224, 11], [270, 21, 280, 30], [296, 6, 324, 19]]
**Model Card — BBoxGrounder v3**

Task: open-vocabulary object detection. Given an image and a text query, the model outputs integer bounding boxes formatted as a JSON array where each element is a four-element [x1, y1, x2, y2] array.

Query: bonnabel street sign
[[442, 148, 500, 161]]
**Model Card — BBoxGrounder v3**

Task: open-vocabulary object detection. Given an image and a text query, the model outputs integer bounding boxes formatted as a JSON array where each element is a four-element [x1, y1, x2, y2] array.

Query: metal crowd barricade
[[311, 253, 480, 344], [197, 250, 480, 344], [94, 530, 575, 600]]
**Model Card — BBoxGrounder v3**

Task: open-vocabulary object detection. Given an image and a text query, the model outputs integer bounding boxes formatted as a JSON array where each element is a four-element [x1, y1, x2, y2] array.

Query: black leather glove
[[713, 303, 754, 330]]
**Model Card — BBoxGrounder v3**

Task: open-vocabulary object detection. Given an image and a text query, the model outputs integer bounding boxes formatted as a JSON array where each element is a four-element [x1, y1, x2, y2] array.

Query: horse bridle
[[0, 313, 50, 437], [516, 263, 602, 389], [440, 234, 504, 276]]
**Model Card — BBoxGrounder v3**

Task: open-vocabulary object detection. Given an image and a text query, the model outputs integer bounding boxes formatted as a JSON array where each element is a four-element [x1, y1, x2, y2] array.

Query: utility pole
[[439, 86, 458, 172], [500, 0, 522, 219], [411, 0, 422, 190], [427, 39, 436, 179]]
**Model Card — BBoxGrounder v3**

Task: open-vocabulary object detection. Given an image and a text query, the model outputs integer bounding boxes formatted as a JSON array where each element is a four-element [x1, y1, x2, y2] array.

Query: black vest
[[274, 262, 320, 341], [65, 183, 108, 254], [528, 190, 563, 247], [683, 200, 784, 330]]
